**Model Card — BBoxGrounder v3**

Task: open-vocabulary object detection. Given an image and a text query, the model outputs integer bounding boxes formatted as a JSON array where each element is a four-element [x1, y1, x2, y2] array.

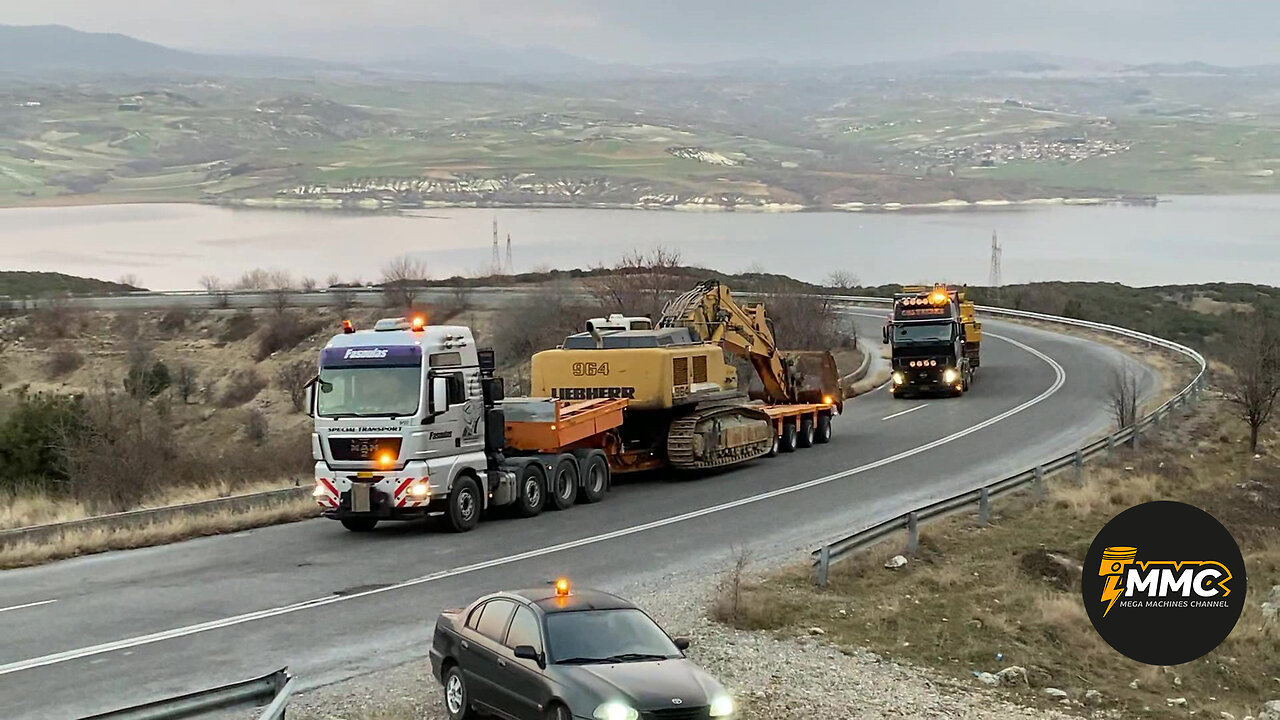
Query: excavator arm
[[657, 280, 796, 403]]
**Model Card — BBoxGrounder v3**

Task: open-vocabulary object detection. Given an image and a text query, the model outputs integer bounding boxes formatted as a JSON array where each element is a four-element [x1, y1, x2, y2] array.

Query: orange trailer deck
[[503, 397, 628, 452]]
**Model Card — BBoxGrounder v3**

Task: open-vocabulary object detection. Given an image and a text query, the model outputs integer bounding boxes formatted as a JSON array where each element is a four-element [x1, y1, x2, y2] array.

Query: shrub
[[174, 364, 198, 404], [0, 391, 84, 490], [255, 312, 323, 361], [245, 408, 269, 445], [218, 369, 266, 408], [219, 311, 258, 343], [124, 357, 171, 399], [47, 346, 84, 379], [276, 361, 314, 413], [157, 306, 197, 335]]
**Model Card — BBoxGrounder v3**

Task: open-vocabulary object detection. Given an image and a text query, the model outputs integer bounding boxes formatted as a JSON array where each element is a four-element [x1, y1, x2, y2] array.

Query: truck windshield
[[546, 609, 681, 664], [316, 366, 421, 417], [893, 323, 953, 344]]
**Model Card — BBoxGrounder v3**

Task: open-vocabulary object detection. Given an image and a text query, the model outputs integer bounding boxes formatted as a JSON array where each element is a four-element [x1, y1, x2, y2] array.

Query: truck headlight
[[943, 368, 960, 384], [891, 371, 905, 385], [594, 702, 638, 720], [709, 695, 736, 717]]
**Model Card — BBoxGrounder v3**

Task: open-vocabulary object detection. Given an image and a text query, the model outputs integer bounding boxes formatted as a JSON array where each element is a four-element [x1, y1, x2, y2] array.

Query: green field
[[2, 72, 1278, 209]]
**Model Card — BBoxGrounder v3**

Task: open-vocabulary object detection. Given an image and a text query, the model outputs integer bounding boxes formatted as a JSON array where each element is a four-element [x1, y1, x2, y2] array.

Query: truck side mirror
[[303, 375, 318, 417], [881, 325, 890, 344], [432, 376, 448, 415]]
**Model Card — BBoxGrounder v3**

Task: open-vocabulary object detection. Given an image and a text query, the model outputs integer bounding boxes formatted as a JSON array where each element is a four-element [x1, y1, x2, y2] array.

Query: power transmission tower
[[505, 233, 512, 274], [491, 217, 500, 275], [988, 230, 1003, 300]]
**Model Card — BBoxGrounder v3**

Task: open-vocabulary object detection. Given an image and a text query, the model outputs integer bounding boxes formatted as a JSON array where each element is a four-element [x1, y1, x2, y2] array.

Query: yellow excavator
[[530, 280, 842, 472]]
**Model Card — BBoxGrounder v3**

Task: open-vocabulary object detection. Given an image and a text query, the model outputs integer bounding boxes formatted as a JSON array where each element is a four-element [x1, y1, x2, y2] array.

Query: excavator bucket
[[783, 350, 844, 412]]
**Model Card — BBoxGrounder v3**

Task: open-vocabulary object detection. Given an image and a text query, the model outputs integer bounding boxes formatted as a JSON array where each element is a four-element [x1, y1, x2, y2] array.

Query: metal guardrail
[[811, 297, 1208, 586], [80, 667, 295, 720]]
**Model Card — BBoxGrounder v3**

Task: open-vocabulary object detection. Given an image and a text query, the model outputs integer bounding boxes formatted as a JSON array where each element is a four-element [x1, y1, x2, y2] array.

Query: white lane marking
[[882, 404, 929, 421], [0, 599, 56, 614], [0, 331, 1064, 678]]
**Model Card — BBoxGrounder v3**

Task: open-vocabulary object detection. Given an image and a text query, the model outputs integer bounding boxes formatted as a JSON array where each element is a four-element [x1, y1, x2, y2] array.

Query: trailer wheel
[[815, 413, 833, 444], [778, 421, 797, 452], [549, 455, 578, 511], [578, 453, 608, 504], [341, 517, 378, 532], [515, 463, 546, 518], [797, 416, 816, 448], [446, 476, 481, 533]]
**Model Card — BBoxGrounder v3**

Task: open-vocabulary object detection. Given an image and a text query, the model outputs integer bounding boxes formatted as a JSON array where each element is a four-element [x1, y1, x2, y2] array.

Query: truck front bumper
[[313, 462, 442, 521], [890, 367, 963, 393]]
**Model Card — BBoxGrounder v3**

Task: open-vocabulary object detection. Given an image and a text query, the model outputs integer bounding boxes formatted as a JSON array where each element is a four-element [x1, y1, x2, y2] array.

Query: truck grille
[[328, 437, 402, 461], [644, 707, 708, 720]]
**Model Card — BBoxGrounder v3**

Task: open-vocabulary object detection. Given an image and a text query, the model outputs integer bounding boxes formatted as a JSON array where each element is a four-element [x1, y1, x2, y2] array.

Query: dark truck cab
[[883, 285, 981, 398]]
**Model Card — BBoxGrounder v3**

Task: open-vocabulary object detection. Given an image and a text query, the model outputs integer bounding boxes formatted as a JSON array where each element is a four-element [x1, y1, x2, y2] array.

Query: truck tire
[[578, 453, 608, 504], [778, 421, 797, 453], [549, 455, 578, 511], [515, 463, 546, 518], [815, 413, 833, 444], [797, 416, 816, 448], [341, 517, 378, 532], [446, 476, 481, 533]]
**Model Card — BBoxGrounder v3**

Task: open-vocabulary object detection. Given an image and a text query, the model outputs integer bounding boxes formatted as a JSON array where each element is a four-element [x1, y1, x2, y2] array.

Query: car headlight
[[891, 371, 905, 385], [943, 368, 959, 384], [709, 695, 735, 717], [594, 702, 639, 720]]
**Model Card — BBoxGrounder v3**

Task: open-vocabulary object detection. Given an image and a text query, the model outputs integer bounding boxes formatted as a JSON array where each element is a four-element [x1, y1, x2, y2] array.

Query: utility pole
[[505, 233, 512, 275], [988, 230, 1003, 302], [491, 217, 500, 275]]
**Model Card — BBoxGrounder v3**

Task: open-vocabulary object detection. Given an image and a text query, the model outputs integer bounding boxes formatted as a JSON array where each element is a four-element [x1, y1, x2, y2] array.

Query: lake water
[[1, 196, 1278, 291]]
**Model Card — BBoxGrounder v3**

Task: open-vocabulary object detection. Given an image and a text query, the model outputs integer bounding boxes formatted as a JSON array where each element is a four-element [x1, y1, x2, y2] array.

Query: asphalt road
[[0, 315, 1154, 719]]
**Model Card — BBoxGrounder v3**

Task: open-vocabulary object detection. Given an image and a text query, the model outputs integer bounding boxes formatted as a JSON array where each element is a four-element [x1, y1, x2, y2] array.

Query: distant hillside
[[0, 272, 143, 297], [0, 25, 331, 79]]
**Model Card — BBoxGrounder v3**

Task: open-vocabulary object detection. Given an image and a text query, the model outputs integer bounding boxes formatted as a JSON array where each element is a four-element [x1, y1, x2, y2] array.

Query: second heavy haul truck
[[531, 280, 844, 472], [882, 284, 982, 398]]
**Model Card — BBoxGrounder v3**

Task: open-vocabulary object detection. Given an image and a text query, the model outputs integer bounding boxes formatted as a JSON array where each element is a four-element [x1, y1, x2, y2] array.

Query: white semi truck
[[307, 316, 622, 533]]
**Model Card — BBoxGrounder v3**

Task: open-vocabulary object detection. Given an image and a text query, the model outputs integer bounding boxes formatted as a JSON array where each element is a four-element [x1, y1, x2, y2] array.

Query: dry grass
[[0, 495, 320, 569], [714, 398, 1279, 719]]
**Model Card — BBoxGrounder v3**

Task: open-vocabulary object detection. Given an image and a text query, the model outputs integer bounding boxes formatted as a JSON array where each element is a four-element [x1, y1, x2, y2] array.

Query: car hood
[[558, 658, 723, 710]]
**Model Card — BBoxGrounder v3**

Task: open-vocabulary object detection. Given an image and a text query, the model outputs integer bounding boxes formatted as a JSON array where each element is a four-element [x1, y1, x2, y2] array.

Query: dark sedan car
[[429, 580, 736, 720]]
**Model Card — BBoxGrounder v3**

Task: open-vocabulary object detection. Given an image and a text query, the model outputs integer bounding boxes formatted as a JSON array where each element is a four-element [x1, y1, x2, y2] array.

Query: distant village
[[913, 136, 1132, 167]]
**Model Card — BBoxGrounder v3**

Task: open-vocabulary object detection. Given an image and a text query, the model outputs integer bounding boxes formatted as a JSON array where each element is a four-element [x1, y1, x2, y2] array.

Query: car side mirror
[[673, 637, 691, 651], [431, 376, 448, 415], [513, 645, 544, 667]]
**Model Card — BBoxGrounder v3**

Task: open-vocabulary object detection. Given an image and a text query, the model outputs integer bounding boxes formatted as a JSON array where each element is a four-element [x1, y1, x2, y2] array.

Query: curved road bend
[[0, 315, 1154, 718]]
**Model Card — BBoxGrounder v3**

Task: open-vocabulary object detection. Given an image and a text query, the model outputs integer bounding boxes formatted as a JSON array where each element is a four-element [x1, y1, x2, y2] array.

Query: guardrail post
[[1131, 424, 1141, 449], [1073, 450, 1084, 483], [1106, 433, 1116, 454], [978, 487, 991, 526], [1033, 466, 1046, 499], [906, 512, 919, 554], [816, 546, 830, 587]]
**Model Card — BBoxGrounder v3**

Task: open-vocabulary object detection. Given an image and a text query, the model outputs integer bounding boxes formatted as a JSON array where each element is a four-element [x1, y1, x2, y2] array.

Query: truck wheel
[[443, 664, 477, 720], [446, 476, 481, 533], [549, 455, 578, 511], [578, 453, 608, 504], [515, 463, 546, 518], [797, 416, 816, 448], [778, 422, 797, 453], [815, 413, 833, 444], [341, 517, 378, 532]]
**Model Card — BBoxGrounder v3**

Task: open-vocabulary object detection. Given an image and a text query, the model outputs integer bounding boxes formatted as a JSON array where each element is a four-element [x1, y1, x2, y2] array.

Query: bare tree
[[1110, 361, 1141, 442], [276, 360, 314, 413], [587, 246, 686, 320], [382, 255, 430, 311], [234, 268, 272, 291], [116, 273, 140, 289], [175, 364, 198, 405], [200, 275, 230, 308], [1223, 316, 1280, 454], [491, 283, 590, 394], [324, 273, 342, 288], [301, 276, 318, 292], [825, 270, 859, 290]]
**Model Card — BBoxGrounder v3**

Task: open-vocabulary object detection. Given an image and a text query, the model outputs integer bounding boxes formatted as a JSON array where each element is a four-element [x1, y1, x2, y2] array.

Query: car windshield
[[894, 323, 953, 344], [545, 609, 681, 664], [316, 366, 421, 417]]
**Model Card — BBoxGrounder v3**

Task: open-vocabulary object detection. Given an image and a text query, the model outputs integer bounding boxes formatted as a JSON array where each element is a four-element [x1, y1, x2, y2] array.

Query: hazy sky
[[4, 0, 1279, 65]]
